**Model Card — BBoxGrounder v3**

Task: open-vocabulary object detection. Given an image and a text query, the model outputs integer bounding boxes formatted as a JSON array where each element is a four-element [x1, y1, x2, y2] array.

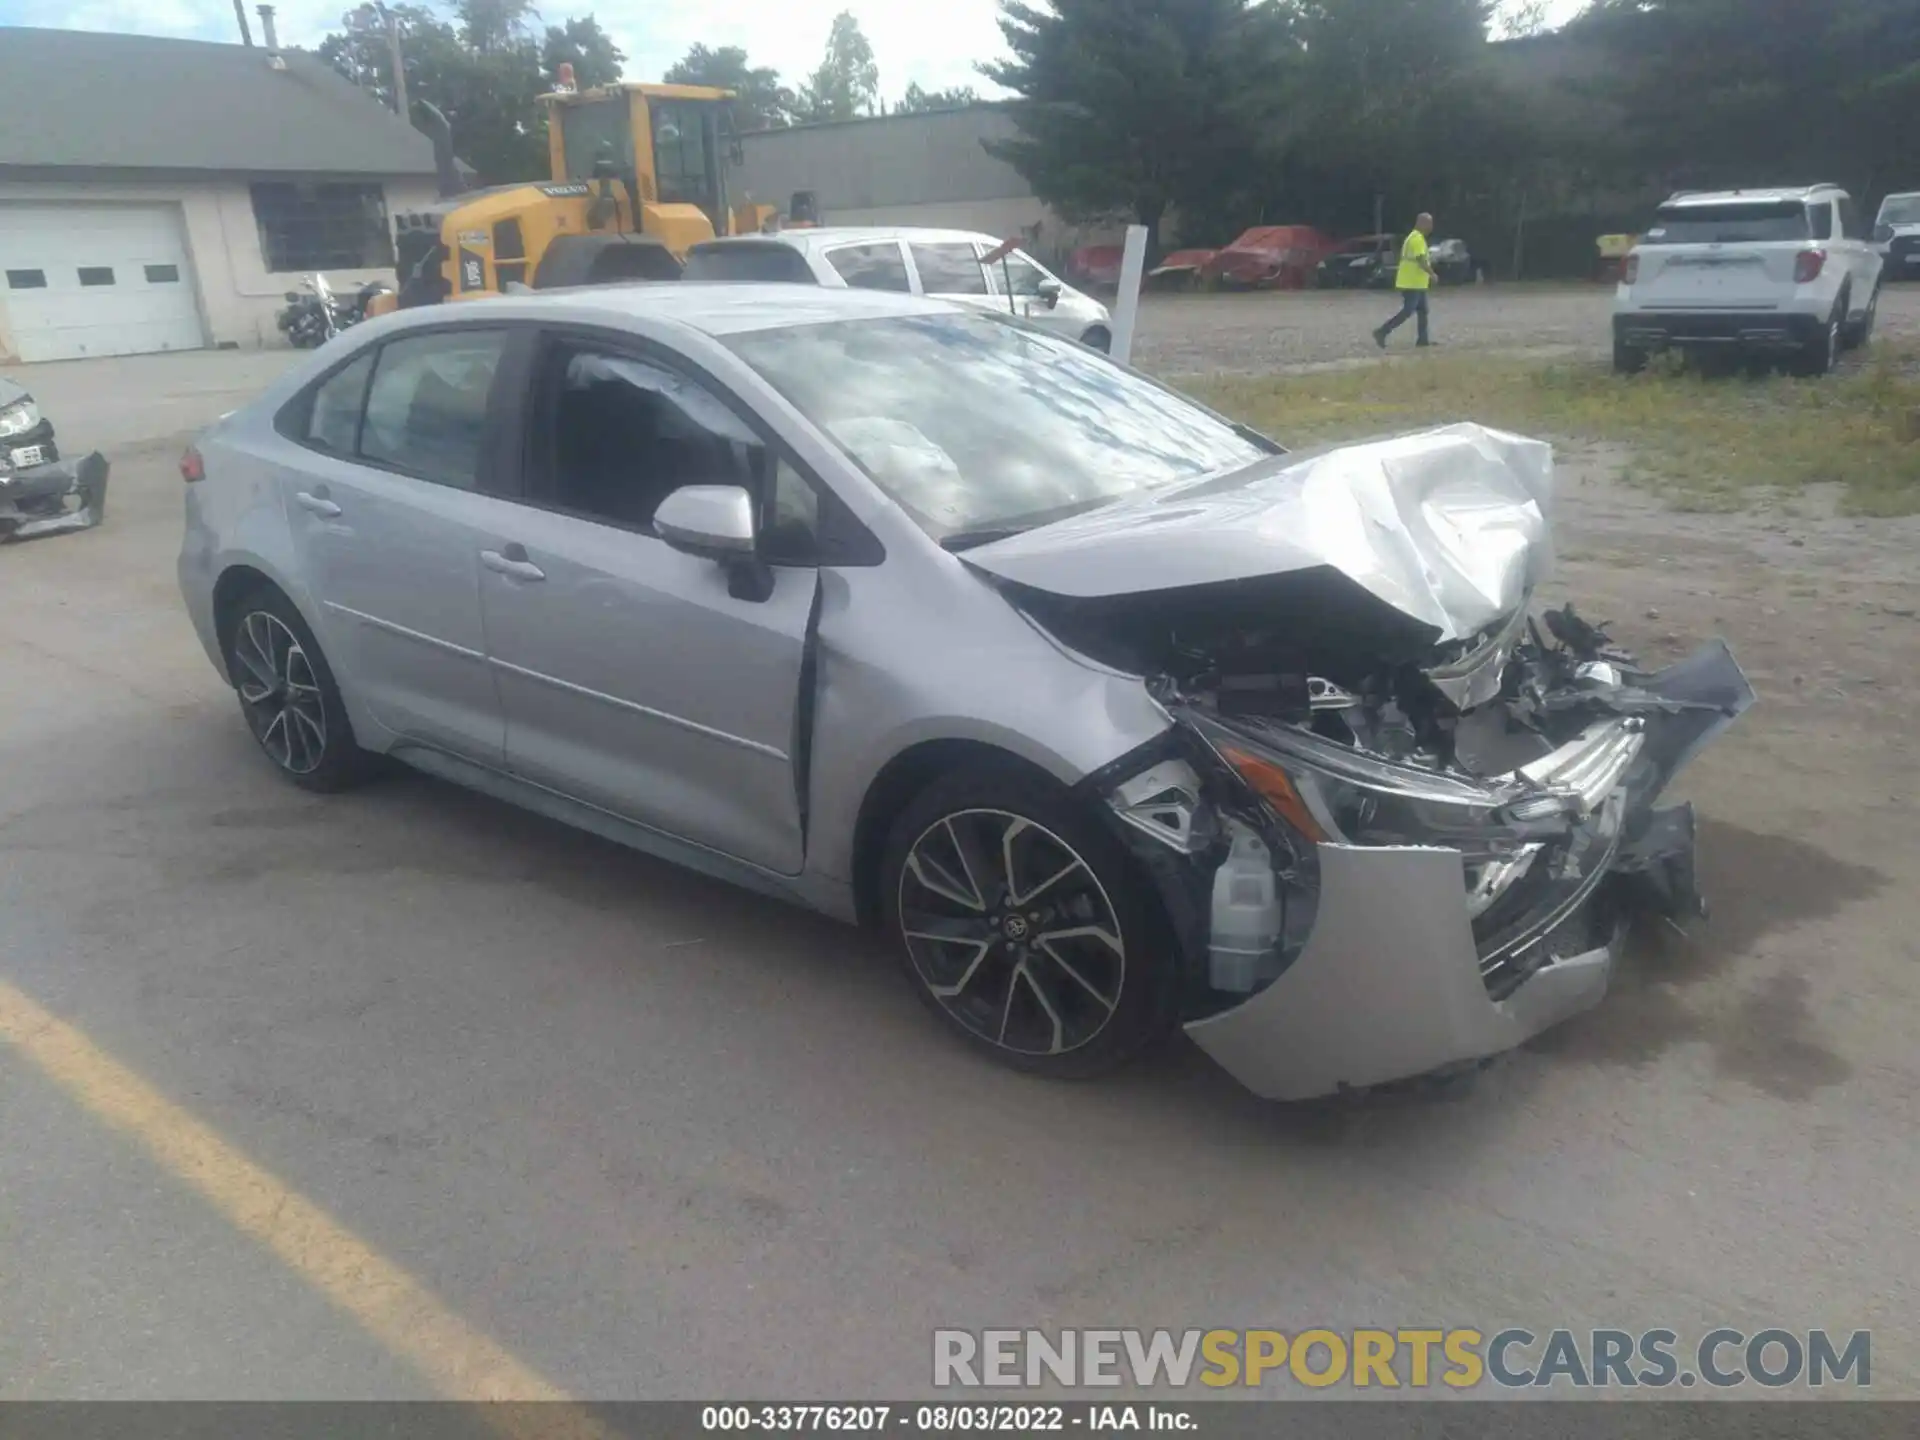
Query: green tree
[[796, 11, 881, 121], [320, 3, 627, 184], [897, 81, 980, 112], [543, 16, 625, 89], [457, 0, 534, 52], [982, 0, 1290, 253], [665, 43, 796, 130], [1580, 0, 1920, 200]]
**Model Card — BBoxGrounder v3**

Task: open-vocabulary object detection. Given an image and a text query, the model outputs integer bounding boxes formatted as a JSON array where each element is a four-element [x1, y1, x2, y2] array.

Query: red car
[[1199, 225, 1336, 289]]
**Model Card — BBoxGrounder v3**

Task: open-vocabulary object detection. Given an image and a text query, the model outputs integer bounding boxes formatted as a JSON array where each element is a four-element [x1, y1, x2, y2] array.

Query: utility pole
[[384, 7, 410, 121], [351, 3, 409, 118], [232, 0, 254, 45]]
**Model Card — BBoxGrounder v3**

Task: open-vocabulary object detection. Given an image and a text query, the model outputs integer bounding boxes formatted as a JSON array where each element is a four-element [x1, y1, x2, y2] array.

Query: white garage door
[[0, 203, 207, 362]]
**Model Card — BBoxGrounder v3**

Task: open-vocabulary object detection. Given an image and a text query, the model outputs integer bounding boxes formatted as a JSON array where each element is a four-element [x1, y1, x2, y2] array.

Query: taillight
[[1794, 250, 1826, 284], [1621, 253, 1639, 285], [179, 445, 204, 483]]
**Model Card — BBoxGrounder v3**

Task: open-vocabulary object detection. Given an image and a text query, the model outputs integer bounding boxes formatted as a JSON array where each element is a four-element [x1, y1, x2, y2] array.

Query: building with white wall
[[0, 27, 442, 362], [735, 108, 1120, 269]]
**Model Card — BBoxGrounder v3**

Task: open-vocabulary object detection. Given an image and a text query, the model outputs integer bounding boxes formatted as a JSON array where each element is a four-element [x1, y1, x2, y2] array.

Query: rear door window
[[1644, 201, 1812, 245], [305, 351, 375, 454], [824, 242, 911, 292], [910, 242, 989, 295], [681, 243, 817, 283], [359, 330, 507, 489]]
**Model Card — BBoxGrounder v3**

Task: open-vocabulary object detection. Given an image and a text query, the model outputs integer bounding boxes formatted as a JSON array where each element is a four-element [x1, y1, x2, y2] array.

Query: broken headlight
[[1186, 711, 1584, 919], [0, 398, 40, 438]]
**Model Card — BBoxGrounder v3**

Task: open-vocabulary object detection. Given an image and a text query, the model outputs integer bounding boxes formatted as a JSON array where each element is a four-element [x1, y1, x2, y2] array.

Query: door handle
[[481, 545, 546, 582], [295, 490, 342, 518]]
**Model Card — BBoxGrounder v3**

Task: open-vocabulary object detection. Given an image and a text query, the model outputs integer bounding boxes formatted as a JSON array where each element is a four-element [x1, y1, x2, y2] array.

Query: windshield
[[1644, 201, 1811, 245], [1878, 196, 1920, 226], [725, 312, 1271, 542]]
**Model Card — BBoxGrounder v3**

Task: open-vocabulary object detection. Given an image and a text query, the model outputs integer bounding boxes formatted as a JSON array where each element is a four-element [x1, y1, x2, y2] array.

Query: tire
[[879, 761, 1181, 1079], [1612, 338, 1647, 375], [1793, 298, 1843, 376], [222, 585, 376, 792], [1841, 284, 1879, 351], [1080, 325, 1113, 354]]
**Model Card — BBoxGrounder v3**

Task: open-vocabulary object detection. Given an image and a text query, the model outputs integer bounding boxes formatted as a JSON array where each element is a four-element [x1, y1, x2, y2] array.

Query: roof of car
[[694, 226, 998, 253], [1662, 185, 1843, 206], [417, 281, 955, 337]]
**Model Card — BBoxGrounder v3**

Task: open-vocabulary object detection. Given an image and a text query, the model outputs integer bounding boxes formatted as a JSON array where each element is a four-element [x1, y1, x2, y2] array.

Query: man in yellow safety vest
[[1372, 212, 1436, 349]]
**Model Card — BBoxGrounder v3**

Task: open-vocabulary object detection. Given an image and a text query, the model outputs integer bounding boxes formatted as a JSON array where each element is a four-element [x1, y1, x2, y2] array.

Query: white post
[[1109, 224, 1149, 366]]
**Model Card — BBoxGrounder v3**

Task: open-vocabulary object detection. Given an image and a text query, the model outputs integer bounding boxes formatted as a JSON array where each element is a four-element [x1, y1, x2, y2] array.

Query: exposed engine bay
[[965, 423, 1756, 1099]]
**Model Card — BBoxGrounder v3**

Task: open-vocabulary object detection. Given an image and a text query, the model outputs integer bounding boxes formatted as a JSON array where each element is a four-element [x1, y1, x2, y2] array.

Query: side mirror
[[1873, 224, 1894, 243], [1037, 278, 1063, 309], [653, 484, 773, 600]]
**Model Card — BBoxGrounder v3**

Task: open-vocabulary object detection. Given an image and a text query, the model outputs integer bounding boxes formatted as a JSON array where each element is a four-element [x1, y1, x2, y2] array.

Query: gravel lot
[[3, 288, 1918, 1401], [1131, 279, 1920, 375]]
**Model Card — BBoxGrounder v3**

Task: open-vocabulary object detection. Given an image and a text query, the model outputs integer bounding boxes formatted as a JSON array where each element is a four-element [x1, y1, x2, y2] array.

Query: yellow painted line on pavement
[[0, 978, 611, 1440]]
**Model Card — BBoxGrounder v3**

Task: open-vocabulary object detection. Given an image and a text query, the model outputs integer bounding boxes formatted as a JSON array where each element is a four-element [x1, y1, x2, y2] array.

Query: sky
[[2, 0, 1591, 109]]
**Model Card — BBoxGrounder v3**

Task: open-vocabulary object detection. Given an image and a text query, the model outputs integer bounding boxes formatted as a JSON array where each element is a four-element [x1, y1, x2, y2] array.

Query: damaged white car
[[176, 287, 1752, 1100]]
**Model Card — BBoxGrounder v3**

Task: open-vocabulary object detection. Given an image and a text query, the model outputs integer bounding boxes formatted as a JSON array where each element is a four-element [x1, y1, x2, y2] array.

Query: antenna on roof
[[232, 0, 254, 45]]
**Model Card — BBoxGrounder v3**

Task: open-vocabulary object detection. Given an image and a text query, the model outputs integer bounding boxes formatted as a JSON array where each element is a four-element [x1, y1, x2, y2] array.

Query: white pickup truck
[[1613, 185, 1884, 376]]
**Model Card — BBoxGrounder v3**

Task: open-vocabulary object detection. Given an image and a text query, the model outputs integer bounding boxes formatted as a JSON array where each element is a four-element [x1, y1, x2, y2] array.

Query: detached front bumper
[[1185, 841, 1623, 1100], [0, 453, 110, 541], [1170, 640, 1755, 1102]]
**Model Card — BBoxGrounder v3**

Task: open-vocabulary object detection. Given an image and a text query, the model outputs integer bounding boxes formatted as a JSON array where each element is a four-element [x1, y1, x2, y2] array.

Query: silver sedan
[[177, 283, 1753, 1099]]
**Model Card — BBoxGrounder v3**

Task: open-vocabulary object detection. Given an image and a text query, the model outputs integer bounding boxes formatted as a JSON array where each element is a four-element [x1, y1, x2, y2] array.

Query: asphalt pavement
[[2, 302, 1916, 1403]]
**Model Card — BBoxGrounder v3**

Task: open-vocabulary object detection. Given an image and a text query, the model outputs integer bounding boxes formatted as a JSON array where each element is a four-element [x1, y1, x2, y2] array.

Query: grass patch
[[1181, 343, 1920, 516]]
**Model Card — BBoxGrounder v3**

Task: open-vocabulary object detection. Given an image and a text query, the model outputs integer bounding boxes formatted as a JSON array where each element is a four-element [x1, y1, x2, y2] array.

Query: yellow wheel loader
[[375, 69, 780, 315]]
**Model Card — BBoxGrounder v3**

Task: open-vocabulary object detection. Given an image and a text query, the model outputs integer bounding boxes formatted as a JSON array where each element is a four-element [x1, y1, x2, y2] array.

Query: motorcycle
[[276, 273, 337, 349], [276, 274, 395, 349]]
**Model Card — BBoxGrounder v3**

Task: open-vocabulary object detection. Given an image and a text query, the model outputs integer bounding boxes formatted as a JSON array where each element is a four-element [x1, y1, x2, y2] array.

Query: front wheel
[[880, 764, 1180, 1079], [223, 587, 375, 792], [1080, 325, 1113, 354]]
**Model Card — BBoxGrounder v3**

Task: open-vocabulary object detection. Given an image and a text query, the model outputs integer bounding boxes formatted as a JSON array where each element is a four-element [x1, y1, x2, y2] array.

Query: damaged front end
[[976, 424, 1754, 1100], [1131, 611, 1751, 1101], [0, 380, 109, 542], [0, 452, 111, 541]]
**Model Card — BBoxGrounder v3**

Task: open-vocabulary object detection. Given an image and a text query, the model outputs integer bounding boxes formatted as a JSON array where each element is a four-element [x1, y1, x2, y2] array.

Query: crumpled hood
[[0, 376, 31, 410], [959, 422, 1555, 645]]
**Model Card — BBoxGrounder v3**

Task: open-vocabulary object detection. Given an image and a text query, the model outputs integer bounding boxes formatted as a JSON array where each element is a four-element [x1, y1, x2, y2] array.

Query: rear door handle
[[295, 490, 342, 518], [481, 545, 545, 582]]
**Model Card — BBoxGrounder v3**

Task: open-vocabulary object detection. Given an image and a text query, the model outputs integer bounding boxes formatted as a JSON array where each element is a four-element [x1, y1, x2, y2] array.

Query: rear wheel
[[1794, 298, 1843, 376], [880, 763, 1180, 1079], [1841, 284, 1879, 351], [223, 586, 375, 792], [1612, 337, 1647, 374]]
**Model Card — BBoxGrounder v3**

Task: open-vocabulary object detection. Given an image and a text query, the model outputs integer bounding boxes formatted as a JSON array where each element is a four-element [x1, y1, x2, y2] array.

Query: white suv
[[682, 226, 1115, 352], [1613, 185, 1884, 375], [1873, 191, 1920, 279]]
